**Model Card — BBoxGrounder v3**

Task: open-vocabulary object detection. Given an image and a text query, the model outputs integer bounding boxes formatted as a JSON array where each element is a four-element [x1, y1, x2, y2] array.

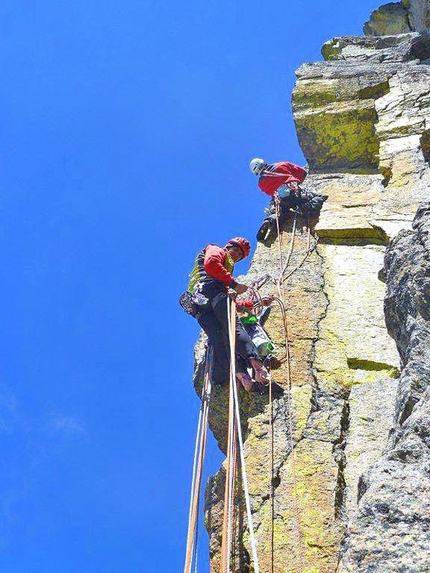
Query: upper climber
[[181, 237, 270, 392], [249, 157, 327, 213]]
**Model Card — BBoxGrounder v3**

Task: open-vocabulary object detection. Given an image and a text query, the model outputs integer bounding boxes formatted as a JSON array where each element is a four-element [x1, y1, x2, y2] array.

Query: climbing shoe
[[256, 216, 277, 243]]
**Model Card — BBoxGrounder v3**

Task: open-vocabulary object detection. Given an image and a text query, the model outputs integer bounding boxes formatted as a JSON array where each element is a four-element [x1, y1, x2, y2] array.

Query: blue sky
[[0, 1, 380, 571]]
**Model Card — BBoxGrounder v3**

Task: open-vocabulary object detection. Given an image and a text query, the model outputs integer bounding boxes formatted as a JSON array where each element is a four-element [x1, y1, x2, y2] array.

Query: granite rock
[[193, 5, 430, 572], [364, 0, 430, 35], [338, 204, 430, 571]]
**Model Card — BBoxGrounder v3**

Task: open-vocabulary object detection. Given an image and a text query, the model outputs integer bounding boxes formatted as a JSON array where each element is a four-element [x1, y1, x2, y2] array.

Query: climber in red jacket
[[249, 158, 327, 242], [183, 237, 270, 392], [251, 159, 308, 197]]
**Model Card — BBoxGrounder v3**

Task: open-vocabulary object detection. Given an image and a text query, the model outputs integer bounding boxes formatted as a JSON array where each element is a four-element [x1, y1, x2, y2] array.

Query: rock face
[[364, 0, 430, 35], [339, 204, 430, 572], [193, 9, 430, 573]]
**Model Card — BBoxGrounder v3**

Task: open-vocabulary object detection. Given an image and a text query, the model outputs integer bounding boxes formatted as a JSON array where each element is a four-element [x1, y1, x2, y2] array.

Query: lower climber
[[183, 237, 270, 392], [249, 158, 327, 242]]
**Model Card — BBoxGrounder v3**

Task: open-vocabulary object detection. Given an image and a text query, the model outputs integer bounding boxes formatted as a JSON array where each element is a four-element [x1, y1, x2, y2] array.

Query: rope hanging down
[[219, 299, 261, 573], [250, 198, 309, 571], [183, 347, 213, 573], [273, 203, 306, 572], [228, 301, 260, 573], [252, 196, 317, 292], [220, 324, 236, 573], [184, 200, 314, 572]]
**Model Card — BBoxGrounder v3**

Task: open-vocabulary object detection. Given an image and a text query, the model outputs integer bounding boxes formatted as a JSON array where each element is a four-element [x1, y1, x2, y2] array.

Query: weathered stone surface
[[294, 32, 430, 240], [343, 378, 398, 514], [322, 32, 430, 63], [384, 203, 430, 423], [376, 67, 430, 140], [372, 66, 430, 237], [294, 32, 430, 183], [364, 2, 411, 36], [363, 0, 430, 35], [306, 173, 388, 241], [314, 243, 399, 396], [338, 204, 430, 571], [407, 0, 430, 32], [303, 395, 344, 442], [256, 438, 343, 573], [293, 62, 395, 170]]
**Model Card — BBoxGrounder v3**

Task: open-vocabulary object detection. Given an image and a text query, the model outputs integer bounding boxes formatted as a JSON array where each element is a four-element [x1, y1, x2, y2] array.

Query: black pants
[[280, 189, 326, 214], [196, 281, 260, 386], [257, 190, 326, 242]]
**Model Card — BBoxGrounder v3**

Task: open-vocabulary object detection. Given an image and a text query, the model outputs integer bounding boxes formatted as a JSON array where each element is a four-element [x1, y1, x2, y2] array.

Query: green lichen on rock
[[347, 357, 400, 376], [253, 440, 344, 573], [363, 2, 411, 36], [321, 38, 344, 61], [293, 79, 345, 110], [294, 101, 379, 170], [198, 19, 430, 571], [357, 80, 390, 100], [317, 226, 389, 245]]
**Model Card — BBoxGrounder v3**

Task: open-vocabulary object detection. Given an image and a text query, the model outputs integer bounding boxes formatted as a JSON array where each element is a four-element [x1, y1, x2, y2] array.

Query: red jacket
[[258, 162, 307, 198], [188, 245, 254, 308], [203, 245, 235, 286]]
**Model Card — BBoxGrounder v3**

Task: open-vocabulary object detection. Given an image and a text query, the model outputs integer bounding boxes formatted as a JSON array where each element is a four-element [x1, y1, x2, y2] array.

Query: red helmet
[[226, 237, 251, 259]]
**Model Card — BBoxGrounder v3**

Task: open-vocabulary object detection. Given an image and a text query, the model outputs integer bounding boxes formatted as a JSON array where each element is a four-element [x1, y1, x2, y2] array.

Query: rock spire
[[193, 4, 430, 572]]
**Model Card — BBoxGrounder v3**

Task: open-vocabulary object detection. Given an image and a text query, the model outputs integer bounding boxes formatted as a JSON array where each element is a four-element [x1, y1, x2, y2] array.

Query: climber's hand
[[233, 283, 249, 295]]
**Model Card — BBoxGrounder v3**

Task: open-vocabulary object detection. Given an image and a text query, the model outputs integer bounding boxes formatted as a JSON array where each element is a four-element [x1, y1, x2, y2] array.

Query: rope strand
[[228, 299, 261, 573], [274, 213, 306, 573], [183, 348, 213, 573]]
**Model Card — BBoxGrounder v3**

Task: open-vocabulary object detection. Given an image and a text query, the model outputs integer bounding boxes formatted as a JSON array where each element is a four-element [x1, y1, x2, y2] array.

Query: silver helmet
[[249, 157, 266, 175]]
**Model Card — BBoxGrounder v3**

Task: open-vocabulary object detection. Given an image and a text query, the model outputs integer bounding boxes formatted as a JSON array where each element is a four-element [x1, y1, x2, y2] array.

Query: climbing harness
[[239, 303, 275, 358]]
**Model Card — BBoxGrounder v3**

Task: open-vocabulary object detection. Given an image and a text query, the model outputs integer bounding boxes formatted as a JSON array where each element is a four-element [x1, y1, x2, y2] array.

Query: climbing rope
[[277, 298, 306, 572], [220, 354, 236, 573], [249, 199, 310, 571], [274, 194, 285, 282], [228, 299, 260, 573], [183, 347, 213, 573], [251, 199, 318, 292], [219, 299, 261, 573], [267, 365, 275, 573], [279, 210, 297, 281], [272, 206, 307, 572], [184, 198, 317, 572]]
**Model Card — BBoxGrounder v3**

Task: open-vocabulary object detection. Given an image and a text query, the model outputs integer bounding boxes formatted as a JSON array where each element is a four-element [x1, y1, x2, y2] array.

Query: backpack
[[179, 291, 209, 318]]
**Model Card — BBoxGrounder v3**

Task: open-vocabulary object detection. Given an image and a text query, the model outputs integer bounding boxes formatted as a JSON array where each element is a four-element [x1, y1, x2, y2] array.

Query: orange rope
[[268, 366, 275, 573], [220, 299, 240, 573], [183, 350, 212, 573], [220, 361, 236, 573], [275, 242, 306, 573]]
